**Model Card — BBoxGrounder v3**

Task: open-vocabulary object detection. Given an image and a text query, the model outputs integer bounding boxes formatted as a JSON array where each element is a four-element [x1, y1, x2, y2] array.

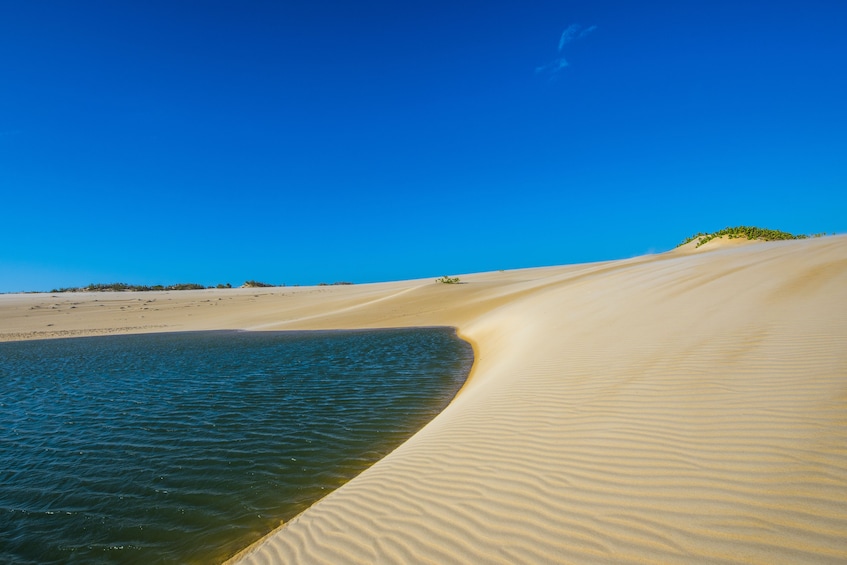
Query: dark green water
[[0, 328, 473, 564]]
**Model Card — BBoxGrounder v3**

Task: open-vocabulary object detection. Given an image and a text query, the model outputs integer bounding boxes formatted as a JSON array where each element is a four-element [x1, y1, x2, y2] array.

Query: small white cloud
[[537, 23, 597, 79], [557, 24, 581, 52]]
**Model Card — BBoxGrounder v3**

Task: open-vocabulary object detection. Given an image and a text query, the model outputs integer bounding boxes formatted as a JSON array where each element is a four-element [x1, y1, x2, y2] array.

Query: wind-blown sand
[[2, 236, 846, 563]]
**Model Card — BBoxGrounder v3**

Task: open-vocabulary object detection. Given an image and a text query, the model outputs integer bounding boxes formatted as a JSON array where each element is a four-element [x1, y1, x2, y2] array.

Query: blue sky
[[1, 0, 845, 292]]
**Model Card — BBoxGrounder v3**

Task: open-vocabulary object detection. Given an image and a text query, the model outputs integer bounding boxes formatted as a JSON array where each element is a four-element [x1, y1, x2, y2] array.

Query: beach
[[2, 236, 846, 563]]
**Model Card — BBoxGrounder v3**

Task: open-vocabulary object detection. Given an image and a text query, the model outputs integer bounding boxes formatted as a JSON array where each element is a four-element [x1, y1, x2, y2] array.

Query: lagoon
[[0, 328, 473, 564]]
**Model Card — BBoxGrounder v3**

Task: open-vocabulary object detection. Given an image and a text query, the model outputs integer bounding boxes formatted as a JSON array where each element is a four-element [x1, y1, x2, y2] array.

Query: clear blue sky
[[1, 0, 845, 292]]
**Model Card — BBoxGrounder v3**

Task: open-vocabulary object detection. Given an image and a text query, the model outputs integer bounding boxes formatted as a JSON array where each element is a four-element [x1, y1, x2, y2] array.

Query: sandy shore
[[2, 236, 846, 563]]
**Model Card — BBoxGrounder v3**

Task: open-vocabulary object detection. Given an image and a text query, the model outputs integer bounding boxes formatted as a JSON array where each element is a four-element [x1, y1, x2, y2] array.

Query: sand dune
[[2, 236, 846, 563]]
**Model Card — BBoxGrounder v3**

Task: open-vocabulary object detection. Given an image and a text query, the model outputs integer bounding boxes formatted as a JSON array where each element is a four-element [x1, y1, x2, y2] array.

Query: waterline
[[0, 328, 473, 564]]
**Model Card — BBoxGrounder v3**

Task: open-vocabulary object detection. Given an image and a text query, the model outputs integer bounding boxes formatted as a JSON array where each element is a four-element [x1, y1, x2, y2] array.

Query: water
[[0, 328, 473, 564]]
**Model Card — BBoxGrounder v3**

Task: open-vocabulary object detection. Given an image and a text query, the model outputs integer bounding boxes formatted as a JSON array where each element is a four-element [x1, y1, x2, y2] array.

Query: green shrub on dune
[[677, 226, 810, 249]]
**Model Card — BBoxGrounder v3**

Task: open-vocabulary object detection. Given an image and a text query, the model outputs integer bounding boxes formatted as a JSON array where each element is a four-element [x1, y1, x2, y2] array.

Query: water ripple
[[0, 329, 472, 564]]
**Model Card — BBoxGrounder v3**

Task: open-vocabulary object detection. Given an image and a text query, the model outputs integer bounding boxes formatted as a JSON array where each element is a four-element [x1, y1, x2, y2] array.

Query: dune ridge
[[2, 236, 845, 563]]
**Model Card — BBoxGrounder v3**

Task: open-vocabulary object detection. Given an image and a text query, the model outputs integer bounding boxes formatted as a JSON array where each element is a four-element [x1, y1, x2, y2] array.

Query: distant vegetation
[[435, 275, 461, 284], [677, 226, 828, 249], [50, 282, 215, 293], [242, 280, 275, 288], [33, 279, 356, 294], [46, 281, 296, 293]]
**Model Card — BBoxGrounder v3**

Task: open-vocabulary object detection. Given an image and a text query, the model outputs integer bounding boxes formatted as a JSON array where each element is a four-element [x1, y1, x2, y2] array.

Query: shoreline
[[0, 326, 473, 564], [221, 325, 482, 564], [2, 236, 846, 563]]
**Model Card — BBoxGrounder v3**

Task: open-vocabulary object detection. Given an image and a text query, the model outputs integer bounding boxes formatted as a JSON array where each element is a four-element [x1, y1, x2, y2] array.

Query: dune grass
[[677, 226, 816, 249]]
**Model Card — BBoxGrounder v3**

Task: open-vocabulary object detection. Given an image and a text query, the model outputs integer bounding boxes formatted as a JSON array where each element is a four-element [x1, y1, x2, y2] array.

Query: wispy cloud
[[557, 24, 581, 51], [536, 23, 597, 78], [579, 25, 598, 39]]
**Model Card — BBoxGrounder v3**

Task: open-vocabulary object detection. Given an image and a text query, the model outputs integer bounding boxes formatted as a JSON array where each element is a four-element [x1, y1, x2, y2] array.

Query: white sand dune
[[2, 236, 846, 563]]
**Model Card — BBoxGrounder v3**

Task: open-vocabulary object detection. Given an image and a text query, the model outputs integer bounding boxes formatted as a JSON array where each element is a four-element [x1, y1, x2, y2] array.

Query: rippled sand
[[3, 236, 846, 564]]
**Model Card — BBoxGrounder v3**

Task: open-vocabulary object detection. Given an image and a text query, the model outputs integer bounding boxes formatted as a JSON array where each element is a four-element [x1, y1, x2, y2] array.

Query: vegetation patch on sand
[[48, 281, 274, 293], [677, 226, 828, 249], [49, 282, 216, 293]]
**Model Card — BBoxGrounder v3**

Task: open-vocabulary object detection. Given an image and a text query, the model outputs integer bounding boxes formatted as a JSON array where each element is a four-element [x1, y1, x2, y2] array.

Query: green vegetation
[[32, 278, 362, 294], [677, 226, 812, 249], [435, 275, 461, 284], [242, 280, 276, 288], [50, 282, 214, 293]]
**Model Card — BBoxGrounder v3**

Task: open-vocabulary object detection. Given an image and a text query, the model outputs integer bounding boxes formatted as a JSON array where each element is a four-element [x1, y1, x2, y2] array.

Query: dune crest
[[233, 237, 847, 564], [2, 237, 846, 564]]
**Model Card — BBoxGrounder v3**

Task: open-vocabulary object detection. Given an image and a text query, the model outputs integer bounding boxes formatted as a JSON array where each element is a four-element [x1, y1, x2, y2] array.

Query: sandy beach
[[2, 236, 846, 563]]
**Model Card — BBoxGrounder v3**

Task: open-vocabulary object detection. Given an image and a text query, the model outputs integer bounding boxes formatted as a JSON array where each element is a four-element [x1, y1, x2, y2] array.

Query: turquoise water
[[0, 328, 473, 564]]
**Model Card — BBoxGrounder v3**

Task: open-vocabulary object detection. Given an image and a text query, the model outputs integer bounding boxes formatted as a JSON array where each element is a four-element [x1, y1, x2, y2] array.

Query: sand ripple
[[233, 237, 847, 564]]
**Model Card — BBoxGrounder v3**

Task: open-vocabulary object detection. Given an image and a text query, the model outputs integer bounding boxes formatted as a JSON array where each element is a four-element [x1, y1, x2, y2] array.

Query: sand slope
[[2, 236, 846, 563]]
